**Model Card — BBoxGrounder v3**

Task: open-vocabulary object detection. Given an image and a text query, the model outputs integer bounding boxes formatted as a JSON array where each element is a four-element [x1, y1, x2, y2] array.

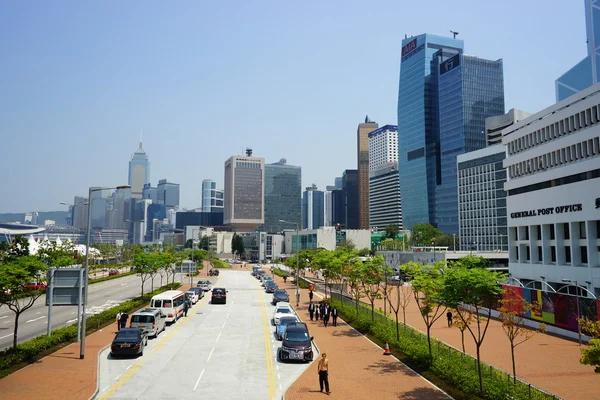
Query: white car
[[273, 303, 295, 325], [186, 290, 200, 304]]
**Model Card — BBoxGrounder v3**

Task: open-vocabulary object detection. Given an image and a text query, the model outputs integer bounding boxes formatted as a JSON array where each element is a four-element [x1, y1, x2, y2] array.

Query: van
[[130, 308, 166, 337], [149, 290, 187, 323]]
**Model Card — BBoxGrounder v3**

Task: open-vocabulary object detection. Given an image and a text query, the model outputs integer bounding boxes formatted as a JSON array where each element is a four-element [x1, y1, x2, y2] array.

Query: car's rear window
[[162, 300, 172, 308], [131, 315, 154, 323], [116, 330, 140, 340], [276, 308, 291, 314], [213, 289, 225, 295], [274, 290, 286, 296]]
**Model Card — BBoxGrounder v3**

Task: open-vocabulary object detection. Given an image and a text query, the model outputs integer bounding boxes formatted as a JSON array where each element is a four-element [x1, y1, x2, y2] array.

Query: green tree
[[357, 248, 370, 257], [0, 235, 30, 260], [337, 239, 355, 251], [37, 241, 77, 267], [579, 319, 600, 373], [199, 236, 211, 251], [133, 252, 154, 296], [360, 255, 387, 322], [184, 239, 194, 249], [441, 266, 505, 395], [410, 223, 442, 246], [386, 276, 412, 340], [0, 256, 47, 348], [384, 224, 400, 239], [450, 255, 489, 269], [433, 234, 458, 250]]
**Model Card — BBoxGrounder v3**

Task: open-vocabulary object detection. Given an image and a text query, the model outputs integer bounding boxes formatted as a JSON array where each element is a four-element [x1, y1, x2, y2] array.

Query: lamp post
[[452, 234, 456, 252], [191, 228, 199, 286], [280, 220, 300, 306], [561, 278, 582, 345], [431, 241, 435, 264], [81, 185, 130, 359]]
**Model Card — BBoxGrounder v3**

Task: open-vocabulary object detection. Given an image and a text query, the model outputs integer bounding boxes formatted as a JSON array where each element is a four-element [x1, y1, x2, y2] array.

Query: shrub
[[274, 268, 289, 278], [210, 259, 231, 268], [88, 271, 135, 285]]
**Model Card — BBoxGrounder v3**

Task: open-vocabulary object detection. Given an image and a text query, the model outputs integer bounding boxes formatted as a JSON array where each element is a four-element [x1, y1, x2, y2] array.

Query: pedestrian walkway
[[266, 268, 450, 400]]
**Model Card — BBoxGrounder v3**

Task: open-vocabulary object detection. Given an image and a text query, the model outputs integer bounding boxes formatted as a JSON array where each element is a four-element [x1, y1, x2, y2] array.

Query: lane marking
[[126, 364, 132, 370], [0, 316, 7, 320], [66, 318, 78, 324], [258, 281, 277, 399], [25, 316, 45, 323], [115, 374, 122, 380], [222, 320, 226, 329], [216, 332, 222, 342], [207, 347, 215, 362], [0, 334, 12, 340], [193, 369, 205, 391]]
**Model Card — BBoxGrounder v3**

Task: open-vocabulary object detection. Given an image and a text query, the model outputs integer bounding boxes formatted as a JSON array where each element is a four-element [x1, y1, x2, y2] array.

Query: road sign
[[46, 268, 85, 306]]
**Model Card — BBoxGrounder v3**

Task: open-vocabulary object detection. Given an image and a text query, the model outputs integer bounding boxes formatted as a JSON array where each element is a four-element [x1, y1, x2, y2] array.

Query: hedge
[[326, 297, 558, 400], [0, 282, 181, 376], [274, 268, 289, 278], [88, 270, 135, 285], [210, 259, 231, 268]]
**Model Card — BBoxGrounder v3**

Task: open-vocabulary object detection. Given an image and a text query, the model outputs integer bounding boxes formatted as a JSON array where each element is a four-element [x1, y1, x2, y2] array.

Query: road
[[96, 269, 314, 400], [0, 272, 186, 351]]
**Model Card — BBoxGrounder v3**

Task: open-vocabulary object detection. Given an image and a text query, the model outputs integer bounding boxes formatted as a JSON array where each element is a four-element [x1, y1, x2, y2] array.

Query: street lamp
[[431, 241, 435, 263], [280, 220, 300, 306], [452, 234, 456, 252], [81, 184, 130, 359], [191, 228, 199, 287], [561, 278, 582, 346]]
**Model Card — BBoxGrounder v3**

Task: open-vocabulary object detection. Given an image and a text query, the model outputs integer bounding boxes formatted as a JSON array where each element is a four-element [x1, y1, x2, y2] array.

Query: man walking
[[116, 311, 122, 331], [308, 301, 315, 321], [331, 306, 338, 327], [184, 299, 190, 317], [317, 353, 330, 395], [120, 312, 129, 329], [323, 304, 330, 327], [446, 310, 453, 327], [315, 304, 320, 321], [319, 302, 325, 320], [309, 290, 314, 302]]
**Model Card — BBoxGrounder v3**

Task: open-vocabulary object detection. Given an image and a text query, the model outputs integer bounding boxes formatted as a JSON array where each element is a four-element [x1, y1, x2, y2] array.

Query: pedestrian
[[319, 302, 325, 320], [120, 312, 129, 329], [323, 304, 330, 327], [315, 305, 320, 321], [283, 275, 287, 283], [317, 353, 330, 395], [309, 290, 314, 301], [308, 301, 315, 321], [446, 310, 453, 327], [116, 311, 122, 331], [331, 306, 338, 327], [184, 300, 190, 317]]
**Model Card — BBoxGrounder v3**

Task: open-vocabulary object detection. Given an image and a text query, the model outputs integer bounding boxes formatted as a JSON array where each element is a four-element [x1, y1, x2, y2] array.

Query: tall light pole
[[431, 241, 435, 264], [562, 279, 582, 345], [280, 220, 300, 306], [191, 228, 199, 286], [81, 185, 130, 359], [452, 234, 456, 252]]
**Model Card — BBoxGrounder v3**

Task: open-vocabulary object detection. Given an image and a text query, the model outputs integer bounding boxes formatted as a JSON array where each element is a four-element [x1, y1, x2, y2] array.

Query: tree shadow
[[47, 352, 80, 360], [364, 359, 407, 375], [330, 328, 362, 338], [396, 386, 449, 400]]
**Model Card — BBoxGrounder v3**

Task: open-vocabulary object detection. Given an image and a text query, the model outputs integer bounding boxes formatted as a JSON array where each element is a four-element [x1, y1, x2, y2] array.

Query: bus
[[149, 290, 186, 323]]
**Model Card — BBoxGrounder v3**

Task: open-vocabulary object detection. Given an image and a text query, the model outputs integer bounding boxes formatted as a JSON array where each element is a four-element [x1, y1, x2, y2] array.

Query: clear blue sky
[[0, 0, 586, 213]]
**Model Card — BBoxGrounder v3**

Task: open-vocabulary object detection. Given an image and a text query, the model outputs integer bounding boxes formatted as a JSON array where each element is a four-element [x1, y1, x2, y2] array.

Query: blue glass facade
[[259, 163, 301, 233], [434, 54, 505, 234], [302, 189, 324, 230], [397, 34, 463, 231]]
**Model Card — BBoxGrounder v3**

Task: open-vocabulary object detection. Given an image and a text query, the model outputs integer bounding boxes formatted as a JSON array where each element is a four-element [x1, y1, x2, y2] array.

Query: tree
[[450, 255, 489, 269], [37, 241, 77, 267], [184, 239, 194, 249], [386, 281, 412, 340], [498, 290, 546, 383], [384, 224, 400, 239], [231, 234, 245, 257], [579, 319, 600, 373], [133, 253, 154, 296], [199, 236, 211, 251], [410, 223, 442, 246], [405, 261, 447, 362], [337, 239, 355, 251], [0, 256, 47, 348], [360, 255, 386, 322], [344, 256, 364, 317], [433, 234, 459, 250], [441, 266, 505, 395], [451, 307, 475, 353]]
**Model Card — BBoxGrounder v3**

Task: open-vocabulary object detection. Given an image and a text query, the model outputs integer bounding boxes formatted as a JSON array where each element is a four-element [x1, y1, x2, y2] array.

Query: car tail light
[[152, 323, 156, 329], [134, 341, 141, 349], [168, 314, 173, 318]]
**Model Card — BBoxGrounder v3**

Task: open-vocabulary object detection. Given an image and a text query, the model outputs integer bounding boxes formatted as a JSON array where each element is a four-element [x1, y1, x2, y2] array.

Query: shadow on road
[[47, 352, 80, 360], [396, 386, 449, 400], [329, 327, 362, 338], [364, 360, 408, 375]]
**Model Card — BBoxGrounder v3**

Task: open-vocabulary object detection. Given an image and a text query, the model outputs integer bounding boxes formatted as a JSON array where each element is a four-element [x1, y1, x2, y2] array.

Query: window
[[565, 246, 572, 263], [550, 224, 556, 240], [538, 246, 543, 263], [580, 222, 587, 239], [564, 223, 570, 240], [581, 247, 588, 264]]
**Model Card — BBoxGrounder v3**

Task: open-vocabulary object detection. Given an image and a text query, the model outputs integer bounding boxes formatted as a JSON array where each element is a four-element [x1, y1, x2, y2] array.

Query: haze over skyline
[[0, 0, 586, 213]]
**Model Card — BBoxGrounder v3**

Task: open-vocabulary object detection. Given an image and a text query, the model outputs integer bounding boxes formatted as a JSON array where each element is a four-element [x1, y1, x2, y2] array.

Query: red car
[[109, 269, 120, 276], [25, 281, 47, 290]]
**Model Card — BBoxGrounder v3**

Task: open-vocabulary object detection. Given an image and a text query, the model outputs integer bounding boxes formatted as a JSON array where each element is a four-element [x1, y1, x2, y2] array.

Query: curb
[[89, 341, 111, 400]]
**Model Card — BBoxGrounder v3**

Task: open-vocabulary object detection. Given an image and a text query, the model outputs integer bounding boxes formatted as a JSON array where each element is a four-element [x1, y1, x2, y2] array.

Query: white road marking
[[0, 316, 7, 320], [102, 385, 109, 392], [216, 332, 222, 342], [66, 318, 78, 324], [207, 347, 215, 362], [115, 375, 122, 380], [193, 369, 205, 391], [126, 364, 133, 370], [26, 316, 45, 323], [3, 321, 9, 324], [36, 312, 41, 315], [222, 320, 226, 329], [121, 283, 127, 286], [0, 334, 12, 340]]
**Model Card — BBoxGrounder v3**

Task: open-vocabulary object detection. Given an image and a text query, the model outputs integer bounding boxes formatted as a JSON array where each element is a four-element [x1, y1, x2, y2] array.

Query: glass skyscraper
[[258, 161, 301, 233], [397, 34, 463, 231], [128, 140, 150, 199], [434, 53, 505, 234], [302, 184, 324, 230], [201, 179, 224, 213]]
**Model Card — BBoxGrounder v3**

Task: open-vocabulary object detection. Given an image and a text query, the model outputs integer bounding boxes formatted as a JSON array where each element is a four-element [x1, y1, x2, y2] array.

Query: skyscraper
[[324, 185, 337, 226], [128, 140, 150, 199], [555, 0, 600, 101], [397, 34, 463, 231], [202, 179, 224, 213], [357, 116, 379, 229], [142, 184, 158, 204], [302, 184, 325, 230], [434, 53, 505, 234], [342, 170, 359, 229], [486, 109, 531, 146], [71, 196, 88, 230], [223, 149, 265, 231], [157, 179, 180, 208], [259, 159, 301, 233]]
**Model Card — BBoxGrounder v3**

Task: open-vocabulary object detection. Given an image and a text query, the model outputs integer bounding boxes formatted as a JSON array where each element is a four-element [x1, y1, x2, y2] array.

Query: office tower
[[334, 177, 343, 190], [342, 170, 359, 229], [331, 190, 345, 226], [324, 185, 337, 226], [434, 53, 505, 234], [90, 188, 110, 229], [556, 0, 600, 101], [202, 179, 224, 213], [131, 198, 152, 244], [142, 184, 158, 204], [145, 203, 167, 242], [105, 187, 131, 230], [357, 116, 379, 229], [486, 109, 531, 146], [128, 140, 150, 199], [368, 125, 402, 231], [397, 34, 463, 231], [175, 210, 224, 229], [71, 196, 88, 230], [302, 184, 325, 230], [157, 179, 180, 208], [223, 149, 265, 231], [259, 159, 301, 233]]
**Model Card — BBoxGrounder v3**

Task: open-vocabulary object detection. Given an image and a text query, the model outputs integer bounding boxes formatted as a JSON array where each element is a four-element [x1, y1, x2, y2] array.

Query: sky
[[0, 0, 587, 213]]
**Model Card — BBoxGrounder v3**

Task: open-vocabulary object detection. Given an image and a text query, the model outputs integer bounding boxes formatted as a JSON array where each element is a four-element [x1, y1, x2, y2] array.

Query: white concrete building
[[282, 227, 371, 253], [503, 83, 600, 297]]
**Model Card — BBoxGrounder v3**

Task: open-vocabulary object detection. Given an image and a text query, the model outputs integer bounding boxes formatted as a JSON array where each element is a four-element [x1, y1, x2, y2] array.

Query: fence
[[300, 276, 561, 400]]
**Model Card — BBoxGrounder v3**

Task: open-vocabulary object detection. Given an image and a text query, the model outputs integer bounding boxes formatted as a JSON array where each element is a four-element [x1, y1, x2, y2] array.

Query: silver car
[[197, 280, 212, 292]]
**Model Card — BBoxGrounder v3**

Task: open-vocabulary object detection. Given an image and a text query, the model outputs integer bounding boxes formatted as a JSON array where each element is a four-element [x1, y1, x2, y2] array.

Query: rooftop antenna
[[450, 30, 459, 39], [246, 148, 253, 157]]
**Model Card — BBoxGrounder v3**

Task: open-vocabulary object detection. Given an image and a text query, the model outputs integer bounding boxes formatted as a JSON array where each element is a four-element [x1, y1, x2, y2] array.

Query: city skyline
[[0, 1, 587, 213]]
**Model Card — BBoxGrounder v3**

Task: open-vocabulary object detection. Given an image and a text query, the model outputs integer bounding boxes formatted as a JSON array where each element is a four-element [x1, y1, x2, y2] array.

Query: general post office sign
[[510, 203, 583, 219]]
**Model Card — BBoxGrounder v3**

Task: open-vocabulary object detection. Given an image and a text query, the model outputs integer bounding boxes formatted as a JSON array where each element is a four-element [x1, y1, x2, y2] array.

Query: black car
[[211, 288, 227, 304], [280, 322, 313, 363], [265, 282, 278, 293], [255, 270, 265, 280], [209, 269, 220, 276], [110, 328, 148, 358], [272, 289, 290, 305]]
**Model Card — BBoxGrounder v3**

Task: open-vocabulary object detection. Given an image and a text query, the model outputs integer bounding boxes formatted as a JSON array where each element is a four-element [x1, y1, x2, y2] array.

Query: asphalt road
[[0, 272, 186, 351], [96, 269, 314, 400]]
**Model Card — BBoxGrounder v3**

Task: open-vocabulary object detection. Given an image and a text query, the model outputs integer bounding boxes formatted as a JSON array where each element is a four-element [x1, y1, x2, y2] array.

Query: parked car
[[265, 281, 278, 293], [273, 302, 294, 325], [187, 287, 204, 300], [209, 269, 220, 276], [211, 288, 227, 304], [262, 276, 274, 286], [186, 290, 200, 304], [272, 289, 290, 305], [129, 309, 166, 338], [109, 269, 120, 276], [255, 270, 266, 280], [197, 280, 212, 292], [280, 322, 313, 362], [110, 328, 148, 357], [25, 281, 47, 290], [275, 316, 299, 340]]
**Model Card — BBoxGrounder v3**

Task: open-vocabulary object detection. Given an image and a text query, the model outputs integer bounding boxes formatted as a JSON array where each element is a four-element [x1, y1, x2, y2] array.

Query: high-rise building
[[131, 198, 152, 244], [71, 196, 88, 230], [342, 170, 359, 229], [142, 184, 158, 204], [223, 150, 265, 231], [302, 184, 325, 230], [486, 109, 531, 146], [357, 116, 379, 229], [128, 140, 150, 199], [259, 159, 301, 233], [334, 177, 343, 190], [555, 0, 600, 101], [324, 185, 337, 226], [331, 190, 345, 227], [90, 188, 111, 229], [397, 34, 464, 231], [105, 187, 131, 230], [202, 179, 224, 213], [368, 125, 402, 231], [157, 179, 180, 208], [434, 52, 505, 234]]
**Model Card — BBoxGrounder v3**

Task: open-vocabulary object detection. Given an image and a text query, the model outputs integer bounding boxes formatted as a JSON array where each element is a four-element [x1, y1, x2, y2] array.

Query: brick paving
[[264, 267, 450, 400]]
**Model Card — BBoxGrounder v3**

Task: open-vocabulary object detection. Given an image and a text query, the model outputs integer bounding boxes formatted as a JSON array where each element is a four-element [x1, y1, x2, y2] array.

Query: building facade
[[157, 179, 180, 208], [201, 179, 224, 213], [259, 160, 301, 233], [397, 34, 464, 231], [342, 169, 359, 229], [175, 211, 224, 229], [324, 185, 336, 226], [357, 116, 379, 229], [223, 152, 265, 231], [486, 109, 531, 146], [71, 196, 88, 230], [302, 184, 324, 230], [503, 83, 600, 297], [128, 140, 150, 199], [331, 189, 345, 227]]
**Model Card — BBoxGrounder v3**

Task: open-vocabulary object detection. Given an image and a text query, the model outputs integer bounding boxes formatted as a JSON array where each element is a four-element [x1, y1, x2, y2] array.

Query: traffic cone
[[383, 340, 391, 356]]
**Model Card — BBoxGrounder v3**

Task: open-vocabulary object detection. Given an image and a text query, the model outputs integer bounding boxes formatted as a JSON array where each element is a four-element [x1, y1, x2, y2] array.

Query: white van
[[149, 290, 187, 323], [130, 308, 166, 337]]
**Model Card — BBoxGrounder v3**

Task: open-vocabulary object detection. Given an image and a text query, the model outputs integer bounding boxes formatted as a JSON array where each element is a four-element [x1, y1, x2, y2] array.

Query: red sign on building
[[401, 38, 417, 57]]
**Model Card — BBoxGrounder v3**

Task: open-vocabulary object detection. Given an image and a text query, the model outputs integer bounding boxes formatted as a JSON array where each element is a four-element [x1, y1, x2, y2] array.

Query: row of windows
[[508, 102, 600, 156], [236, 161, 262, 169], [508, 136, 600, 179]]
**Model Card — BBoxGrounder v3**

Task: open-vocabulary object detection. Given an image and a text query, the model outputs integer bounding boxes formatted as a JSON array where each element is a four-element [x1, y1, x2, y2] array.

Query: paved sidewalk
[[264, 268, 450, 400], [0, 263, 222, 400]]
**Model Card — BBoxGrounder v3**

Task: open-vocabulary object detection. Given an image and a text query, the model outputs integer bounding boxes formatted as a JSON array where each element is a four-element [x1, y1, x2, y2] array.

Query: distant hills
[[0, 211, 69, 226]]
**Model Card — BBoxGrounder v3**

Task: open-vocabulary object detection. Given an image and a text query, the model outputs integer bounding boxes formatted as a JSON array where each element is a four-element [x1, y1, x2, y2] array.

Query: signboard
[[510, 203, 583, 219], [401, 38, 417, 57], [46, 268, 85, 306], [440, 53, 460, 75]]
